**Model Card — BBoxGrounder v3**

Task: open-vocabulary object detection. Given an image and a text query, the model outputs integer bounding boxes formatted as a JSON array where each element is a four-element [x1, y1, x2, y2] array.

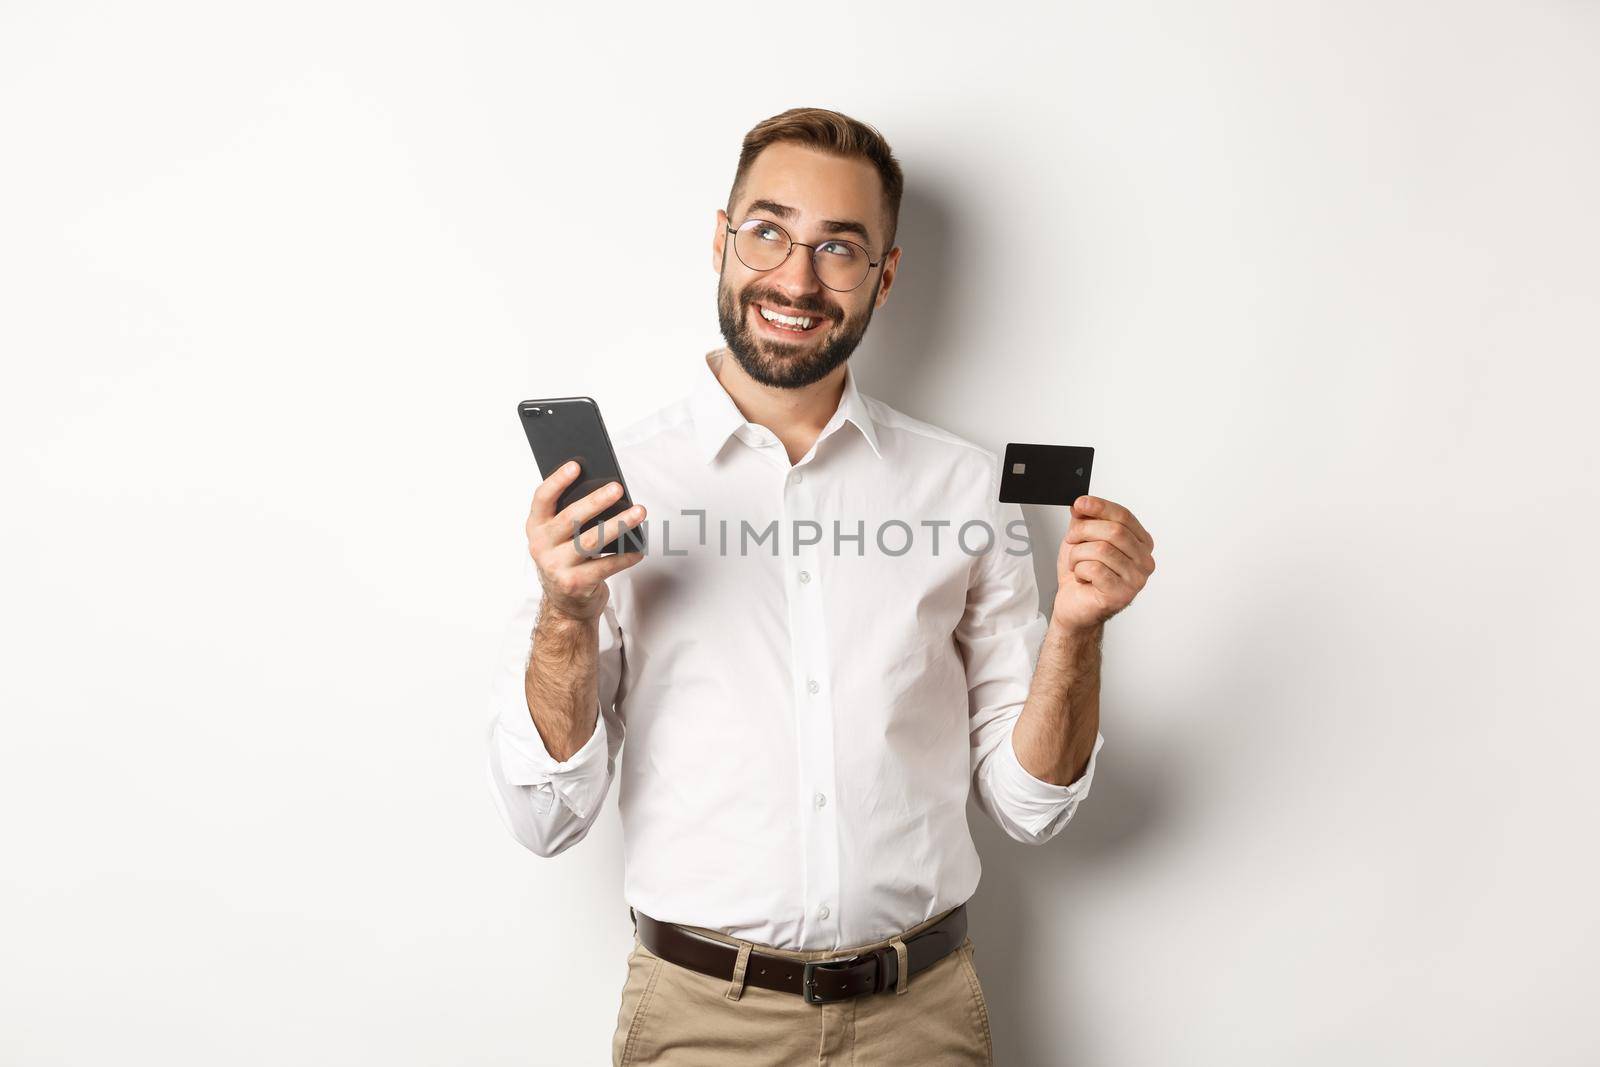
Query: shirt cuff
[[994, 729, 1105, 837], [492, 699, 611, 821]]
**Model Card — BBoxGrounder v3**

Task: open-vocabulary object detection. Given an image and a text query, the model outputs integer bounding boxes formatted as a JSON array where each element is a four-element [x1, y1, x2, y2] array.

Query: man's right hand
[[526, 460, 648, 623]]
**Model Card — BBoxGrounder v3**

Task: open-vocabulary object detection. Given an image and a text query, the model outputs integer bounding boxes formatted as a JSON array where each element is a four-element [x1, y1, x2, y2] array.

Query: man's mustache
[[744, 292, 839, 318]]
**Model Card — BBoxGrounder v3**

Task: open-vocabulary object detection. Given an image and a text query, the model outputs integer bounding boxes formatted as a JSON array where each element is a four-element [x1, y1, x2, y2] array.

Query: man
[[486, 107, 1157, 1065]]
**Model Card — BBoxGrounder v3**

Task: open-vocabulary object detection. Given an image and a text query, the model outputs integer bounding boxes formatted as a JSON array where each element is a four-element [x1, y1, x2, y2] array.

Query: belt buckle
[[801, 952, 873, 1005]]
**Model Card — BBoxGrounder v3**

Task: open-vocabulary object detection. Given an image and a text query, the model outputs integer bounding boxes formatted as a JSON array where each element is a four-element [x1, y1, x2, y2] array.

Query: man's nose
[[768, 244, 824, 296]]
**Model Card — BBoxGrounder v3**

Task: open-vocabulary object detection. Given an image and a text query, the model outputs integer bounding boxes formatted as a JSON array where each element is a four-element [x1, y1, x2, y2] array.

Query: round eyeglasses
[[724, 218, 885, 293]]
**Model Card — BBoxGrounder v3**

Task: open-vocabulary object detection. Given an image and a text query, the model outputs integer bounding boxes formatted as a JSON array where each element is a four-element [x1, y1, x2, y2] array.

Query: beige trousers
[[611, 905, 993, 1065]]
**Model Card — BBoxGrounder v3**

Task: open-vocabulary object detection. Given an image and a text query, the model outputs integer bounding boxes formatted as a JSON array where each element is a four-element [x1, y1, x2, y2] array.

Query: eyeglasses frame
[[723, 217, 887, 293]]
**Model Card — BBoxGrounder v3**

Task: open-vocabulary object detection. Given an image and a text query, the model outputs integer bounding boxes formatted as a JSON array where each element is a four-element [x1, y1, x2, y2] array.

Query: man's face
[[714, 142, 900, 389]]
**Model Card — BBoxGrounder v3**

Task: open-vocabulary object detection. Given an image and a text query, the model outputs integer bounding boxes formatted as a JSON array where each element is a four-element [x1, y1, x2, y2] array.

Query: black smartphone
[[998, 443, 1095, 506], [517, 397, 645, 555]]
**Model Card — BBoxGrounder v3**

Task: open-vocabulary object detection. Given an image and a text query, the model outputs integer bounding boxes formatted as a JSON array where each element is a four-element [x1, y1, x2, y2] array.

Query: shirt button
[[814, 792, 826, 808], [807, 679, 820, 695], [818, 904, 830, 920], [798, 570, 811, 584], [791, 471, 804, 484]]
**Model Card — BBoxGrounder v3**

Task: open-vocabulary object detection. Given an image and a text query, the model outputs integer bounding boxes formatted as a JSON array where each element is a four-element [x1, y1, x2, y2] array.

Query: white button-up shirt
[[486, 347, 1104, 951]]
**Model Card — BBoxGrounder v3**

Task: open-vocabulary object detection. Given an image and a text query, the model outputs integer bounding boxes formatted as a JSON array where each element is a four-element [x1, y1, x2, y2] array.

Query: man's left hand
[[1051, 495, 1156, 631]]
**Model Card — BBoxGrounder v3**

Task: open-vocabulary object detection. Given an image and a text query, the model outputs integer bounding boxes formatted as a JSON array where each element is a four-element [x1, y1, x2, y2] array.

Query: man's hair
[[727, 106, 904, 255]]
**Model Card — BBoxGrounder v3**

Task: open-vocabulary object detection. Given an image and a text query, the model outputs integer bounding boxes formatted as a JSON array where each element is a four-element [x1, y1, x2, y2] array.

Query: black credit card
[[998, 443, 1095, 506]]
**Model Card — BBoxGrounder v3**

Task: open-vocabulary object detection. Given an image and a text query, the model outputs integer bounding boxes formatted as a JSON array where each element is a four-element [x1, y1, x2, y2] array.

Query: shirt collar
[[690, 347, 883, 465]]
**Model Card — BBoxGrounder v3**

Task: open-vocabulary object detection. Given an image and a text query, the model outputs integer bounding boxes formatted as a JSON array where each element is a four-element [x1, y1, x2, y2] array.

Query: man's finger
[[572, 545, 647, 582], [529, 460, 583, 524], [1064, 517, 1148, 562], [571, 503, 646, 559], [1068, 538, 1138, 585], [549, 481, 629, 545], [1074, 496, 1154, 550], [557, 504, 647, 565]]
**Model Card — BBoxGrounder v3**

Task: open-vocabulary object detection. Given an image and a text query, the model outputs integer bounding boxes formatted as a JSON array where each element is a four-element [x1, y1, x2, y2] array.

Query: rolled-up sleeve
[[957, 490, 1105, 846], [485, 553, 625, 857]]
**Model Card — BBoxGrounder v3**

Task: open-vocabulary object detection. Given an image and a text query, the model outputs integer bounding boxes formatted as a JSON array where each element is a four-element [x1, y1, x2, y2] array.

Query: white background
[[4, 2, 1596, 1064]]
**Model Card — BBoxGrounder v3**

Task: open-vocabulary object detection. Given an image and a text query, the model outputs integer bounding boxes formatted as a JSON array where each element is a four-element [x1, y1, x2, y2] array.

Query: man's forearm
[[524, 600, 602, 762], [1011, 619, 1102, 786]]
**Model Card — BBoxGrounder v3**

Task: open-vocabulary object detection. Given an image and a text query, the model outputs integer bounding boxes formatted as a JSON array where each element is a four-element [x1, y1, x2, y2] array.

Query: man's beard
[[716, 270, 881, 389]]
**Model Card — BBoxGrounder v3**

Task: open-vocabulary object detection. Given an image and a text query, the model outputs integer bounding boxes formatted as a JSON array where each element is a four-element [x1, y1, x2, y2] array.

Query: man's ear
[[712, 209, 729, 273], [875, 245, 902, 308]]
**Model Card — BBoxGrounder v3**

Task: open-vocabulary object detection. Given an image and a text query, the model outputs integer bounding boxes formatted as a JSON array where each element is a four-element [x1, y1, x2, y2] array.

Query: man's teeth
[[760, 305, 815, 330]]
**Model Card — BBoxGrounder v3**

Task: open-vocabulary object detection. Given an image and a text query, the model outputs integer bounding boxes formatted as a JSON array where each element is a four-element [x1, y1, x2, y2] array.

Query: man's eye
[[754, 225, 783, 242], [819, 241, 854, 257]]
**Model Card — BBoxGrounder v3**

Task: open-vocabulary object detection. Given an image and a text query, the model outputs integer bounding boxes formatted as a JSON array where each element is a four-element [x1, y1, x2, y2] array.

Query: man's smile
[[751, 300, 830, 338]]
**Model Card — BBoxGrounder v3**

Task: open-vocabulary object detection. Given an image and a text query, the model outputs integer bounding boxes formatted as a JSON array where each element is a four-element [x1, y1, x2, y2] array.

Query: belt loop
[[891, 938, 910, 995], [725, 941, 754, 1001]]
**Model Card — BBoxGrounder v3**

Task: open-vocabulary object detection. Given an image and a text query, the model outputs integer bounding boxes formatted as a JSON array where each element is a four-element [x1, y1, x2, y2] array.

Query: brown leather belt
[[631, 903, 967, 1005]]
